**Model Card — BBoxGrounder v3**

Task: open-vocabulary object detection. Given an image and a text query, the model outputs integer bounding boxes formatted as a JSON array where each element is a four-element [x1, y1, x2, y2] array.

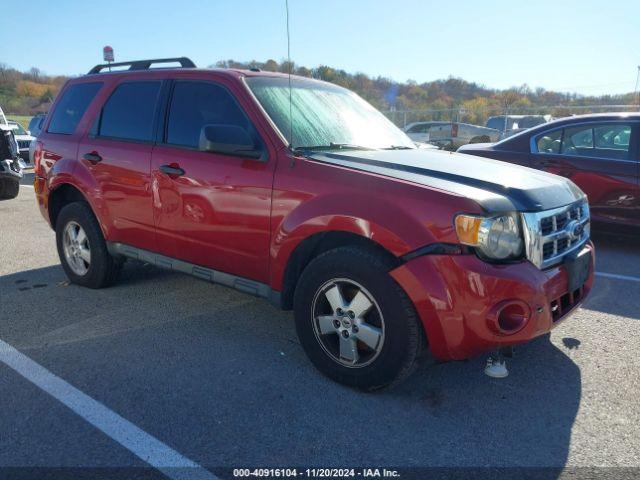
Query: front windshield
[[246, 76, 414, 150], [9, 122, 27, 135]]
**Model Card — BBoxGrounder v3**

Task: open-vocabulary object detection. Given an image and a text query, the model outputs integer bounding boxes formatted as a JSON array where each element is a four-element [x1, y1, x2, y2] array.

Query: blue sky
[[2, 0, 637, 95]]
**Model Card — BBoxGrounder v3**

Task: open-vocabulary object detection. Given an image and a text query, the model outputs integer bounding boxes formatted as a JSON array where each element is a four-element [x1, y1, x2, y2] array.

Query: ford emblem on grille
[[521, 200, 590, 269], [568, 221, 584, 240]]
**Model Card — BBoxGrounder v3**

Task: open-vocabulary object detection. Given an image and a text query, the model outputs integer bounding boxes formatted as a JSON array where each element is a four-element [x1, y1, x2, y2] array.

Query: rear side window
[[594, 125, 631, 151], [536, 129, 562, 154], [166, 81, 252, 148], [47, 83, 102, 135], [561, 123, 631, 159], [561, 126, 593, 154], [98, 81, 161, 142]]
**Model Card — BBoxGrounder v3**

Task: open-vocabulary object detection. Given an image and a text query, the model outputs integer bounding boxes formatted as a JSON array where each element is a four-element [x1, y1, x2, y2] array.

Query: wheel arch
[[47, 183, 108, 238], [279, 230, 402, 310]]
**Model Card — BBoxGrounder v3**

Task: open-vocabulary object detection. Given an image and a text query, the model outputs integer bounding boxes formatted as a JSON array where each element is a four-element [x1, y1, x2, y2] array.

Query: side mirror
[[198, 124, 264, 160]]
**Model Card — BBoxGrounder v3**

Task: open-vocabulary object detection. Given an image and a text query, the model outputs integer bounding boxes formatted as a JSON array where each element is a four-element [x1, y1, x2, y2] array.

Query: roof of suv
[[75, 57, 330, 87], [82, 66, 310, 82]]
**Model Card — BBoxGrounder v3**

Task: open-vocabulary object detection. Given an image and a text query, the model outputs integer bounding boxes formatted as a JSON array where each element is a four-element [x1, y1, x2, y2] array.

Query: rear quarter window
[[47, 83, 103, 135]]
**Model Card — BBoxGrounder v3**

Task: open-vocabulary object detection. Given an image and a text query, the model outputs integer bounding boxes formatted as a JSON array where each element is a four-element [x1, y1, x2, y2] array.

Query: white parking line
[[20, 183, 34, 188], [0, 339, 218, 480], [596, 272, 640, 283]]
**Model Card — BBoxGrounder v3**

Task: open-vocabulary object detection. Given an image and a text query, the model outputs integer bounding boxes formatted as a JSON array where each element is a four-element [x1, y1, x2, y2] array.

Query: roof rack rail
[[88, 57, 196, 74]]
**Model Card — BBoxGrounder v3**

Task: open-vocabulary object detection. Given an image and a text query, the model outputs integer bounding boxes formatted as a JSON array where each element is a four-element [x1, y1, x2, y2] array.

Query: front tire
[[55, 202, 121, 289], [294, 246, 424, 391]]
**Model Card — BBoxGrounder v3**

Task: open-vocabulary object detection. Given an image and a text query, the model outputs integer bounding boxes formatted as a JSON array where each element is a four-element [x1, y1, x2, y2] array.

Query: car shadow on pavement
[[389, 335, 580, 470], [0, 262, 582, 473]]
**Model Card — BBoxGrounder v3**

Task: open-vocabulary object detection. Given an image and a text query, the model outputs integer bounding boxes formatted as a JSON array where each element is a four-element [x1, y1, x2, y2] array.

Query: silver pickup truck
[[486, 114, 551, 139], [426, 122, 500, 150]]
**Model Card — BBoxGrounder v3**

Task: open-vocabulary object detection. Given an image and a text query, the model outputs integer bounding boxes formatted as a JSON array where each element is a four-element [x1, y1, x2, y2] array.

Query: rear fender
[[48, 165, 113, 238]]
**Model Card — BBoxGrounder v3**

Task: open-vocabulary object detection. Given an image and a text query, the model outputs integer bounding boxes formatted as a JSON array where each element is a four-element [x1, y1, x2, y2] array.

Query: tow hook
[[484, 346, 514, 378]]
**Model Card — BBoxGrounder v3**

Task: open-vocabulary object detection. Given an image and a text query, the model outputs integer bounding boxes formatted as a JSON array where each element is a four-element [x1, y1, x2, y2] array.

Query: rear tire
[[0, 179, 19, 199], [294, 246, 424, 391], [55, 202, 121, 289]]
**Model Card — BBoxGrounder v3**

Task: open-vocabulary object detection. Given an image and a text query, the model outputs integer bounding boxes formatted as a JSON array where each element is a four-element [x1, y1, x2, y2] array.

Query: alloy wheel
[[311, 278, 385, 368], [62, 221, 91, 276]]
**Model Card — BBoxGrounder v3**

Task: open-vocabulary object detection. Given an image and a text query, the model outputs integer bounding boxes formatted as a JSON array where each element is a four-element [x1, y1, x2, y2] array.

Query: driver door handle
[[159, 164, 185, 177]]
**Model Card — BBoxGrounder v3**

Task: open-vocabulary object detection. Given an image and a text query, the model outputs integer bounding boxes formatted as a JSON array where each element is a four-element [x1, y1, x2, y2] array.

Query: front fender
[[268, 153, 483, 293], [269, 189, 435, 291]]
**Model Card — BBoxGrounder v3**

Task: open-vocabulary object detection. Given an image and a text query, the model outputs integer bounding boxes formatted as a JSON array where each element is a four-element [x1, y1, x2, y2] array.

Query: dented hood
[[308, 149, 585, 213]]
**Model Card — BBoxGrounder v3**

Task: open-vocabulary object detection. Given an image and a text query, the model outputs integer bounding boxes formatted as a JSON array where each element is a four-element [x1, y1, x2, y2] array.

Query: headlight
[[455, 213, 523, 260]]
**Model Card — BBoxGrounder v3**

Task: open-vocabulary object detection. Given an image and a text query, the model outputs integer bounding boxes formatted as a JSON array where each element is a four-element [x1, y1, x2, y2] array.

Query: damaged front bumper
[[390, 242, 595, 361]]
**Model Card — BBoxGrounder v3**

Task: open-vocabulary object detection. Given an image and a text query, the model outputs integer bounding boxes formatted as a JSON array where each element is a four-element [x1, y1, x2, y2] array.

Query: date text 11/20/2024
[[233, 468, 400, 477]]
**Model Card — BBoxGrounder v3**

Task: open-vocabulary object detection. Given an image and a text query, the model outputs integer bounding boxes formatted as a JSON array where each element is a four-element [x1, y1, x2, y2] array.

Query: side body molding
[[107, 242, 281, 305]]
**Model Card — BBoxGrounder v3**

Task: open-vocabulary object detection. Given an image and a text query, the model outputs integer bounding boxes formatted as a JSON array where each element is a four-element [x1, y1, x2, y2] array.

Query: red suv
[[34, 58, 595, 390]]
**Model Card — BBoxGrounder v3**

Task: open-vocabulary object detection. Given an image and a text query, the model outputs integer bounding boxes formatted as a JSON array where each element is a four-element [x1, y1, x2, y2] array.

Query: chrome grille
[[17, 140, 31, 149], [521, 200, 590, 269]]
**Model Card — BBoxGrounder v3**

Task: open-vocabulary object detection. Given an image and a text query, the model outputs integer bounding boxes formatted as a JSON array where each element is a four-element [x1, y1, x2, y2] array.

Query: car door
[[78, 80, 162, 251], [151, 78, 275, 284], [530, 121, 639, 226]]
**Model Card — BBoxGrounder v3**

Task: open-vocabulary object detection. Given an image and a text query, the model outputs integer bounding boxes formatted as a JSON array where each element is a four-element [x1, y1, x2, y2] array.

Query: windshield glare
[[246, 77, 414, 150]]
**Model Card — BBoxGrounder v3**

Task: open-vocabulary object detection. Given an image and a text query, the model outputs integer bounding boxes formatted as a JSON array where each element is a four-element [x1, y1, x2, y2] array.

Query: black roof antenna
[[285, 0, 296, 167]]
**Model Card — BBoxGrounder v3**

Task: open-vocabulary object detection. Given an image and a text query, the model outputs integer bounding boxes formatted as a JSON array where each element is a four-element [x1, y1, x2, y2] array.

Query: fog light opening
[[497, 303, 527, 333]]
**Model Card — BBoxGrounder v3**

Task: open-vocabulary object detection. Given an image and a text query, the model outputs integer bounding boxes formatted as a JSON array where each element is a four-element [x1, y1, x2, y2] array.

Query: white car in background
[[7, 121, 35, 164]]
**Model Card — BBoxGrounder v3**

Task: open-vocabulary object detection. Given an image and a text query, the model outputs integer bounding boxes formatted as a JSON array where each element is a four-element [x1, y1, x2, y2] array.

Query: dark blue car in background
[[459, 113, 640, 229]]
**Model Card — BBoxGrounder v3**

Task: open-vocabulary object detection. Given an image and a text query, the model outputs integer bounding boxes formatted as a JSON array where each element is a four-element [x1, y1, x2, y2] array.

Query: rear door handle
[[83, 152, 102, 164], [159, 164, 185, 177]]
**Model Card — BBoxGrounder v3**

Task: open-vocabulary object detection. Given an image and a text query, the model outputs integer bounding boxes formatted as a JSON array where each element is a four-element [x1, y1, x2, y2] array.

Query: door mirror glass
[[199, 124, 263, 159]]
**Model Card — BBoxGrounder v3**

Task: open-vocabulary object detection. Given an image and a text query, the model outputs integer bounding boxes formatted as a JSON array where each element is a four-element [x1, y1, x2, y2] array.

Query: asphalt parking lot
[[1, 173, 639, 479]]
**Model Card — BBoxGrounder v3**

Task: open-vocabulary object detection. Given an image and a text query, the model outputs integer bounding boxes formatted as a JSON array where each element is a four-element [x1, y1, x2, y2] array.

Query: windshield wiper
[[293, 142, 374, 152], [382, 145, 414, 150]]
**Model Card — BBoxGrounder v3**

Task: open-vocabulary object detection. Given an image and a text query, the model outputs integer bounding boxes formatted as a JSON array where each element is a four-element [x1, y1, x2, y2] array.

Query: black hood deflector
[[308, 149, 585, 213]]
